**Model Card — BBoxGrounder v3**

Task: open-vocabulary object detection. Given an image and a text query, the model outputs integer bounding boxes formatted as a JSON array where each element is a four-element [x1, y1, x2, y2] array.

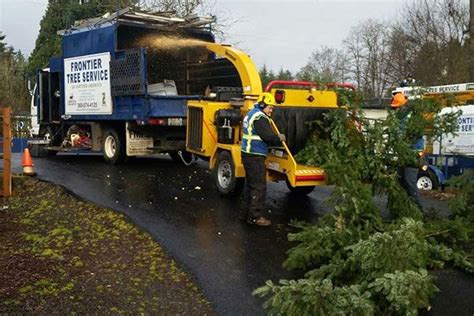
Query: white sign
[[458, 115, 474, 133], [392, 82, 474, 99], [433, 105, 474, 156], [125, 123, 153, 156], [424, 83, 469, 94], [64, 52, 112, 115]]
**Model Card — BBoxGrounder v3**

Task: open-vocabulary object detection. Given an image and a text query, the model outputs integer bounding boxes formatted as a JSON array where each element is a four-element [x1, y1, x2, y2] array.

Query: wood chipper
[[186, 43, 345, 195]]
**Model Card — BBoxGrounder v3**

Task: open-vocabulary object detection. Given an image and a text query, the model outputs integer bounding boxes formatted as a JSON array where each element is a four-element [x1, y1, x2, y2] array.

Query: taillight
[[148, 118, 166, 126], [275, 90, 285, 104], [296, 174, 325, 182]]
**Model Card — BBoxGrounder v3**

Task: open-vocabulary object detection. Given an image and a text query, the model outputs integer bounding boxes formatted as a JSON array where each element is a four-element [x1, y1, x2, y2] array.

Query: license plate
[[168, 118, 183, 126]]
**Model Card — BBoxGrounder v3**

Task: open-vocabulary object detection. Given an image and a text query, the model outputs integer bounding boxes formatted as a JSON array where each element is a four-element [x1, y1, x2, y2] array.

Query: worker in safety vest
[[240, 92, 286, 226], [391, 91, 423, 209]]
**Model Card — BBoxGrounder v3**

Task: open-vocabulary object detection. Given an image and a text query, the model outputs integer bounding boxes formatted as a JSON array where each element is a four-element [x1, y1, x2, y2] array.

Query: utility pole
[[470, 0, 474, 81]]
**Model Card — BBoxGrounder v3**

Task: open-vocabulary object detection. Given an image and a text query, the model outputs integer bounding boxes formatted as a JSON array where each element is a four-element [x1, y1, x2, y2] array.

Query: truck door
[[38, 70, 61, 124]]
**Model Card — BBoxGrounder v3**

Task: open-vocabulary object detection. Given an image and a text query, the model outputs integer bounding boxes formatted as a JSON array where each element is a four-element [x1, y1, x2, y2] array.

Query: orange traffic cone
[[22, 148, 36, 176]]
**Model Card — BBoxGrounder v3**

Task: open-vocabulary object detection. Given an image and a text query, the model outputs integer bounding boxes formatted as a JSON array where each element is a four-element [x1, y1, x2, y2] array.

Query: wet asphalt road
[[8, 153, 474, 315]]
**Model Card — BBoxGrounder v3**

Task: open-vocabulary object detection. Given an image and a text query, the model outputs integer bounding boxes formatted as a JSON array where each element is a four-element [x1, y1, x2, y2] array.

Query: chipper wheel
[[215, 151, 244, 196]]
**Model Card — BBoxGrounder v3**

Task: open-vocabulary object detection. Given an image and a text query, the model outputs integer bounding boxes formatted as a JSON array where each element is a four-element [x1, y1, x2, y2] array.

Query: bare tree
[[139, 0, 203, 17], [343, 19, 392, 98], [383, 25, 416, 86], [342, 0, 468, 98], [296, 46, 348, 83], [138, 0, 240, 41], [344, 28, 364, 89], [401, 0, 468, 45], [395, 0, 469, 85]]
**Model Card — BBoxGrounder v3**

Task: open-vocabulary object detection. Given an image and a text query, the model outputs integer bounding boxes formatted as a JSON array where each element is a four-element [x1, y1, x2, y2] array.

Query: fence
[[0, 108, 12, 196]]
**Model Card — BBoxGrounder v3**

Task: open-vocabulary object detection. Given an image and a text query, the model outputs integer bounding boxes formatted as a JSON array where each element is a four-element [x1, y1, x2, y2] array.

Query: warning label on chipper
[[64, 52, 112, 115]]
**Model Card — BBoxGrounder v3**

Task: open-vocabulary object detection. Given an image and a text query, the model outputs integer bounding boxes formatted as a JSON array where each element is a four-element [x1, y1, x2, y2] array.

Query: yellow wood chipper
[[186, 43, 348, 195]]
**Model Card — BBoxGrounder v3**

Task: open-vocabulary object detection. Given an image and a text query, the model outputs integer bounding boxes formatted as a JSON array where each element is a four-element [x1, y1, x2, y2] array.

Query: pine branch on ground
[[255, 88, 472, 315]]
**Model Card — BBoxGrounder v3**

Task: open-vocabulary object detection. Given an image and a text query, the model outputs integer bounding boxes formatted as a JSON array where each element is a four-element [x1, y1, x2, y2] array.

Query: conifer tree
[[28, 0, 139, 73], [254, 89, 473, 314], [259, 64, 276, 88], [0, 31, 29, 113], [0, 32, 7, 54]]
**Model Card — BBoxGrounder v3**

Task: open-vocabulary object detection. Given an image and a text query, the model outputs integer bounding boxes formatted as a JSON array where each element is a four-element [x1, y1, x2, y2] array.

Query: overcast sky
[[0, 0, 408, 73]]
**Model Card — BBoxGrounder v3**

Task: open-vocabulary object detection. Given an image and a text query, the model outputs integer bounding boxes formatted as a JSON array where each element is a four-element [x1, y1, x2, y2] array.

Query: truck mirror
[[28, 79, 33, 96]]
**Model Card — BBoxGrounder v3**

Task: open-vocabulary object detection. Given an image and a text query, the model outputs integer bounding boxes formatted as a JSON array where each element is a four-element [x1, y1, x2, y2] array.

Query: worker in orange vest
[[391, 91, 423, 209]]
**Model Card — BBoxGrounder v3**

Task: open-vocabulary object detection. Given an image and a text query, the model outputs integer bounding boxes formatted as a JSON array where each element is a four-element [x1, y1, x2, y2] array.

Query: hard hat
[[391, 92, 408, 108], [258, 92, 276, 108]]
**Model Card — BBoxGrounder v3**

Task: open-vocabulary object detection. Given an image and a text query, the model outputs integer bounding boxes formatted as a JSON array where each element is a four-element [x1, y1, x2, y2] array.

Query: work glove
[[278, 133, 286, 143]]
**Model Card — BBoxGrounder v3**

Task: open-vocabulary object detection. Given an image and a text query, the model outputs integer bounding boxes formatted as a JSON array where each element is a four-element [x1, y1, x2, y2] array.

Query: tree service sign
[[64, 52, 112, 115]]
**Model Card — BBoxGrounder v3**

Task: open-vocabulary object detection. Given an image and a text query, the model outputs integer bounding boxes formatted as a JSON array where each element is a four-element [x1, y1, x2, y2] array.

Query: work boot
[[247, 216, 272, 227]]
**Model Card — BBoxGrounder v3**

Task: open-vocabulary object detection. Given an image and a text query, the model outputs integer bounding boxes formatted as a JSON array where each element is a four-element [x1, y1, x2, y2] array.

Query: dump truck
[[30, 8, 238, 163], [393, 83, 474, 190]]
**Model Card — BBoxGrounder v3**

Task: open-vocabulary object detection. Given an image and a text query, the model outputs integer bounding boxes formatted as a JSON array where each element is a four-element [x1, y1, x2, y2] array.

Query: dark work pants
[[241, 153, 267, 220], [399, 167, 423, 209]]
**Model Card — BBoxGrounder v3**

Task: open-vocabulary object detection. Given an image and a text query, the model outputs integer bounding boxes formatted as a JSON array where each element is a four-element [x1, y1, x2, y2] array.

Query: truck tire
[[416, 170, 439, 191], [102, 128, 126, 164], [215, 151, 244, 196], [286, 180, 315, 195]]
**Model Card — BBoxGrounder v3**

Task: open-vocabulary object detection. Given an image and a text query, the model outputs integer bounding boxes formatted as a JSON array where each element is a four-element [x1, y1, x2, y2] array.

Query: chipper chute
[[264, 81, 355, 194]]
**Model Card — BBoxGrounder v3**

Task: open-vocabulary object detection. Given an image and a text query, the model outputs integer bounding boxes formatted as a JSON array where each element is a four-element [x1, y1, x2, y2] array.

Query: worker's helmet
[[257, 92, 276, 108], [391, 92, 408, 108]]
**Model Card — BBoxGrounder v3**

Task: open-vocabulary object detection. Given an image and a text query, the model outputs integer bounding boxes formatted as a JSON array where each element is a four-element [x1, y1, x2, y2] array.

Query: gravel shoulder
[[0, 177, 214, 314]]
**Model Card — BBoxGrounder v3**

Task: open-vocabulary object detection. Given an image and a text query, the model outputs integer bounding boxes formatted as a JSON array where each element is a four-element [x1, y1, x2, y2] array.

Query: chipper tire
[[102, 128, 126, 165], [215, 151, 244, 196]]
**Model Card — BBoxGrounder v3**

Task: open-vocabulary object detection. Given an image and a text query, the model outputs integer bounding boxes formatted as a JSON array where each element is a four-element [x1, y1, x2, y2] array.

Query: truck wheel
[[215, 151, 244, 196], [103, 128, 126, 164], [286, 180, 315, 195], [416, 170, 439, 191]]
